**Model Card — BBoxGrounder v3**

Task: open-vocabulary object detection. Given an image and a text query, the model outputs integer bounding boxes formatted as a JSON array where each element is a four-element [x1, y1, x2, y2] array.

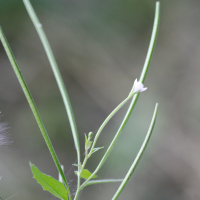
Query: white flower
[[132, 79, 147, 93]]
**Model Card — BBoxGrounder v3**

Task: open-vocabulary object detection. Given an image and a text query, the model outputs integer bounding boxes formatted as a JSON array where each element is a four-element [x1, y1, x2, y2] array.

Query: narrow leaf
[[85, 179, 123, 187], [30, 163, 68, 200], [75, 169, 97, 179], [72, 164, 81, 167], [84, 133, 88, 144], [91, 147, 104, 154]]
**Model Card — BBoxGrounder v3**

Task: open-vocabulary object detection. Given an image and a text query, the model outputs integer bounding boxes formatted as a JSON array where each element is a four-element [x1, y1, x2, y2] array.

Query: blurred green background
[[1, 0, 200, 199]]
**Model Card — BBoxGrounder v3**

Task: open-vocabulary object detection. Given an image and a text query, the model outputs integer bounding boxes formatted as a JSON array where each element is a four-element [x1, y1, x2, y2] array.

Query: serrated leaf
[[85, 179, 123, 186], [30, 162, 68, 200], [74, 169, 97, 179], [91, 147, 104, 154]]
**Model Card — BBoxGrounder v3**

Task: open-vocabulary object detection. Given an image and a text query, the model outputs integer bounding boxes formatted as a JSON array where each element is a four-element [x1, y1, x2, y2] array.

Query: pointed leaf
[[91, 147, 104, 154], [72, 164, 82, 167], [30, 163, 68, 200], [72, 164, 79, 167], [85, 179, 123, 187], [84, 133, 88, 143], [74, 169, 97, 179]]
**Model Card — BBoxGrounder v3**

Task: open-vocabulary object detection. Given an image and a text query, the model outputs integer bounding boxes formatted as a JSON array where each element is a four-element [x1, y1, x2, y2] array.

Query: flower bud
[[88, 132, 93, 138]]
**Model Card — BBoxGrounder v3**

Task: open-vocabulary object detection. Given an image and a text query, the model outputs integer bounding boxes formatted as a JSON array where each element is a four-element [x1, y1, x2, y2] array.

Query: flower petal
[[132, 79, 147, 93]]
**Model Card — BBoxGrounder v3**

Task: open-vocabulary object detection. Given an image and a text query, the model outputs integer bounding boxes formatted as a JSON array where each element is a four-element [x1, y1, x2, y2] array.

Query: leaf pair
[[31, 162, 123, 198]]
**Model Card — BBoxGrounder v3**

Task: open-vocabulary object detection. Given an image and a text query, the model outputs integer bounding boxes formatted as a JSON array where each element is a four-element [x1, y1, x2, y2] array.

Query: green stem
[[89, 92, 135, 157], [112, 103, 158, 200], [80, 1, 160, 190], [140, 1, 160, 83], [74, 91, 135, 200], [0, 27, 71, 200], [22, 0, 81, 194]]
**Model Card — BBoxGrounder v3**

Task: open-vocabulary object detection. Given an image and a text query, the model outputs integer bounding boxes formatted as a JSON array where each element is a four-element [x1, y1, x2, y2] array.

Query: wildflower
[[132, 79, 147, 94]]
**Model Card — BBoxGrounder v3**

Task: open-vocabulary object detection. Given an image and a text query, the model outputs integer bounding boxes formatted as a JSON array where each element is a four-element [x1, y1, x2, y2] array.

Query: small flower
[[132, 79, 147, 93]]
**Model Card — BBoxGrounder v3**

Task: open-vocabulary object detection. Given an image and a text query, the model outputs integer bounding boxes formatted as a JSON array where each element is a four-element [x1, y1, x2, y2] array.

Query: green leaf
[[85, 179, 123, 187], [30, 163, 68, 200], [91, 147, 104, 154], [72, 164, 81, 167], [75, 169, 97, 179], [0, 26, 71, 199]]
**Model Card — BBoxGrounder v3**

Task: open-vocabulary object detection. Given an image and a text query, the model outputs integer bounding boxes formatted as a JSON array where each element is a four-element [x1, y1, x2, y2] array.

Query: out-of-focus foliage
[[1, 0, 200, 199]]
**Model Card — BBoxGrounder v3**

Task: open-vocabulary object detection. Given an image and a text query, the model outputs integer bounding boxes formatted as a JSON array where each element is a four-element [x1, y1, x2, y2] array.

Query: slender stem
[[74, 92, 135, 200], [22, 0, 81, 194], [140, 1, 160, 83], [80, 1, 160, 190], [112, 103, 158, 200], [89, 92, 134, 157], [73, 154, 88, 199], [0, 27, 71, 200]]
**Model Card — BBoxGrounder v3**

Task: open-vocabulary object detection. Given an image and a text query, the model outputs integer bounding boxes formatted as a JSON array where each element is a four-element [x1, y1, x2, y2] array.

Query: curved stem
[[0, 27, 72, 200], [80, 1, 160, 190], [88, 93, 134, 157], [112, 103, 158, 200], [74, 92, 135, 200], [22, 0, 81, 196]]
